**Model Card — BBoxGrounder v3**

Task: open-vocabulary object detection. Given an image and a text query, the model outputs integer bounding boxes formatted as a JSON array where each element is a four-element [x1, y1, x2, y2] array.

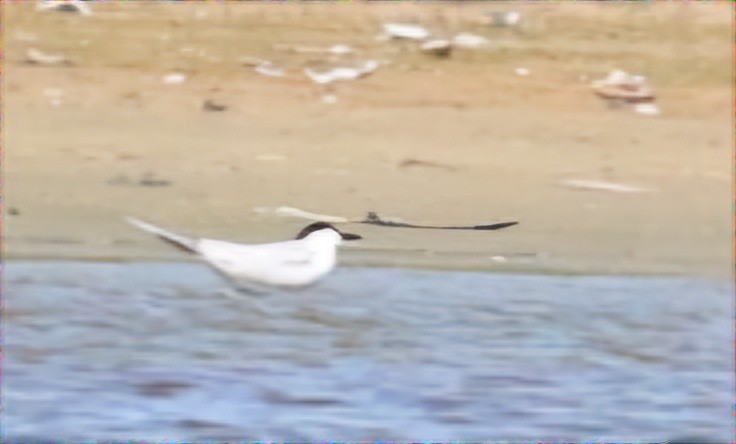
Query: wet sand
[[3, 2, 732, 276]]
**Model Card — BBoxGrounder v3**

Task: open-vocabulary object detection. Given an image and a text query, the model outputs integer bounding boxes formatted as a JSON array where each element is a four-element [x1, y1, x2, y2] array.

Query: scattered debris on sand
[[562, 179, 655, 193], [360, 212, 518, 231], [108, 173, 172, 187], [591, 69, 660, 115], [202, 99, 227, 112], [383, 23, 430, 41], [254, 206, 350, 223], [485, 11, 521, 27], [327, 44, 355, 56], [592, 70, 655, 102], [255, 207, 519, 231], [452, 32, 491, 49], [304, 60, 378, 85], [162, 72, 187, 85], [398, 158, 457, 172], [274, 43, 355, 56], [254, 62, 285, 78], [139, 173, 171, 187], [239, 56, 269, 67], [25, 48, 73, 66], [633, 102, 661, 116], [36, 0, 92, 16], [421, 39, 452, 58]]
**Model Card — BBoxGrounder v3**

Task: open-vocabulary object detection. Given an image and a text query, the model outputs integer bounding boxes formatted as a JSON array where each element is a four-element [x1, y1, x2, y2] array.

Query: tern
[[126, 217, 361, 291]]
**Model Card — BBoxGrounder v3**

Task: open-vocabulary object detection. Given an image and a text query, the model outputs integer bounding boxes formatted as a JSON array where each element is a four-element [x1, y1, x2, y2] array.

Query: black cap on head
[[295, 222, 362, 240]]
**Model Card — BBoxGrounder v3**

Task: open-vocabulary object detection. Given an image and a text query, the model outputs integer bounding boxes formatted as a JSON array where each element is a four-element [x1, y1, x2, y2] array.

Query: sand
[[4, 1, 732, 277]]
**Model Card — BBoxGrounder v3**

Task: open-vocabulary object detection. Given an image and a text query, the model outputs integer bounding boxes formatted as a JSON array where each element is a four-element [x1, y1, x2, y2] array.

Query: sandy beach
[[4, 1, 732, 277]]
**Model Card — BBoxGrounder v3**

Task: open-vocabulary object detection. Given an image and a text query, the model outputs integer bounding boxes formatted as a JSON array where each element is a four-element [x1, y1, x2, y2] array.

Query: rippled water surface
[[3, 261, 732, 441]]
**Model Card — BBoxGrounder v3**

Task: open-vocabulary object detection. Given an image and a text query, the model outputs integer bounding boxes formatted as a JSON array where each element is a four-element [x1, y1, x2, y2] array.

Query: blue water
[[3, 261, 733, 442]]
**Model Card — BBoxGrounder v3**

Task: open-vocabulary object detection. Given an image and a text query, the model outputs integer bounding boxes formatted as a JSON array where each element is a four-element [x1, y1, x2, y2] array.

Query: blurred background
[[3, 1, 733, 442]]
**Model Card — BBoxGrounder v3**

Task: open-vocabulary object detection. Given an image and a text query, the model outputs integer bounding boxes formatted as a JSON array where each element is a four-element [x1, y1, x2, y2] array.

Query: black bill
[[340, 232, 363, 240]]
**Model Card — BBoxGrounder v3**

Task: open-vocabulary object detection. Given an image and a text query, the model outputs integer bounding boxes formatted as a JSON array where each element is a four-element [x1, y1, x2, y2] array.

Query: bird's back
[[196, 238, 337, 287]]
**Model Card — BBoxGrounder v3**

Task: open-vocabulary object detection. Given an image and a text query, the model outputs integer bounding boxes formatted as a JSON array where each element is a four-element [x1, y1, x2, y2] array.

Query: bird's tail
[[126, 217, 198, 254]]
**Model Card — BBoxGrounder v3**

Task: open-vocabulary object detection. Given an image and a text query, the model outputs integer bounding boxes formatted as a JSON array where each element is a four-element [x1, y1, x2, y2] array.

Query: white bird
[[126, 217, 361, 292]]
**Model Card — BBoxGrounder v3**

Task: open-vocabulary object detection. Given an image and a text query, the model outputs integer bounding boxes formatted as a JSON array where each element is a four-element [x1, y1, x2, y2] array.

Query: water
[[3, 261, 732, 442]]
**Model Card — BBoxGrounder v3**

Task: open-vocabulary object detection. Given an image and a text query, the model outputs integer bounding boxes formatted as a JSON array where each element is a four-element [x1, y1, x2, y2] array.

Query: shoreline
[[5, 244, 732, 280], [6, 256, 731, 281]]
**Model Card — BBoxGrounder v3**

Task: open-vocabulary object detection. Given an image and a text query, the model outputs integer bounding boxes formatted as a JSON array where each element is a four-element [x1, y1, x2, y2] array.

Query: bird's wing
[[126, 217, 198, 253], [256, 240, 317, 265], [197, 239, 316, 274]]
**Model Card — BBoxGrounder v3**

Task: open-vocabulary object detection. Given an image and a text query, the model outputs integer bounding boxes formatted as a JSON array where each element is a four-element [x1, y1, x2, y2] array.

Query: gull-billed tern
[[127, 217, 361, 291]]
